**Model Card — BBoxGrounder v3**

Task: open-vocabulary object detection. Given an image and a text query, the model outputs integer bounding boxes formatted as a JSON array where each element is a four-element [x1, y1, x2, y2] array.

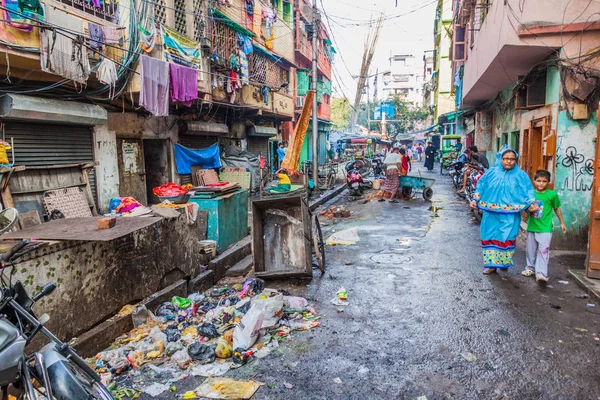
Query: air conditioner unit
[[296, 95, 305, 108]]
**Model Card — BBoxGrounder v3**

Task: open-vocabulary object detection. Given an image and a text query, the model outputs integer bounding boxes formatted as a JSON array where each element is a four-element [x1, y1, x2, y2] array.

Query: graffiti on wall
[[557, 145, 594, 192]]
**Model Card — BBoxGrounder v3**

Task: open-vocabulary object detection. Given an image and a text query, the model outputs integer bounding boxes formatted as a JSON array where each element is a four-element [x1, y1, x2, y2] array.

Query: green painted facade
[[546, 67, 560, 105]]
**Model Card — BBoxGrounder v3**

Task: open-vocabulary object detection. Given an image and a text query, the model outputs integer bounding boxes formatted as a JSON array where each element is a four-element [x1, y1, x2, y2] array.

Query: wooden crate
[[252, 194, 312, 279]]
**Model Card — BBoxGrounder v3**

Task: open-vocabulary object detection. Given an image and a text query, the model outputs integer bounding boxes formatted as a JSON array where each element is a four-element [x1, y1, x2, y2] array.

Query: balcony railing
[[57, 0, 118, 23]]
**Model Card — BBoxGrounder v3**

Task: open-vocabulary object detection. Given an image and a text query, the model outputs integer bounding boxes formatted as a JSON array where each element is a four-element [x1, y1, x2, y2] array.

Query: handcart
[[253, 188, 325, 278], [399, 175, 436, 201]]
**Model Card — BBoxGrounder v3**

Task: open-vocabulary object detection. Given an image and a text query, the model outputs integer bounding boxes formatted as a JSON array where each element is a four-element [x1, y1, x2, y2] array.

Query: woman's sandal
[[482, 268, 497, 275]]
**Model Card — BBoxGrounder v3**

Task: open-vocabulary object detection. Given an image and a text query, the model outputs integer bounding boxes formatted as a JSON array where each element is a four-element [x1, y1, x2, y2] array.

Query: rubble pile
[[320, 205, 351, 219], [88, 278, 320, 397]]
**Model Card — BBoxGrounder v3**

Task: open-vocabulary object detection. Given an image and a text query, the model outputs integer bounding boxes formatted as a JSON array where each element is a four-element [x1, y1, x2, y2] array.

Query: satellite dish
[[0, 208, 18, 234]]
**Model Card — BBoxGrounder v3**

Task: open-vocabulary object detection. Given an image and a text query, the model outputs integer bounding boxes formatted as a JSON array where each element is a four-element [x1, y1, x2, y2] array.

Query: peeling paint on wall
[[94, 126, 120, 214]]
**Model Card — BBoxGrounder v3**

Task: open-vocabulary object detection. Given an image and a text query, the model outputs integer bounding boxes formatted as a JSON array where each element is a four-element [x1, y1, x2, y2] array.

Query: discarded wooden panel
[[18, 211, 41, 229], [2, 217, 161, 241], [252, 195, 312, 279]]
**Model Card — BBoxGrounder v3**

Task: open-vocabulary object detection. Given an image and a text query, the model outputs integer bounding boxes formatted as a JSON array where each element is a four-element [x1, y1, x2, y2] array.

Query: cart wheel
[[423, 187, 433, 201], [312, 215, 325, 274], [440, 162, 444, 175], [401, 186, 413, 199]]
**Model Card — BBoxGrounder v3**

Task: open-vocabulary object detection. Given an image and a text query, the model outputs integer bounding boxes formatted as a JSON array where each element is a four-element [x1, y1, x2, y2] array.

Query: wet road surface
[[151, 162, 600, 399]]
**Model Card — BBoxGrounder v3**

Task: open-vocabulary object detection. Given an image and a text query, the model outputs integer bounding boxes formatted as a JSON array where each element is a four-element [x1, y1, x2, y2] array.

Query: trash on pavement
[[283, 382, 294, 389], [326, 227, 360, 245], [336, 287, 348, 300], [88, 278, 319, 397], [575, 327, 588, 332], [320, 205, 351, 219], [549, 303, 561, 309], [461, 351, 477, 362], [333, 377, 342, 384], [576, 294, 589, 299], [558, 280, 569, 285], [194, 377, 264, 399]]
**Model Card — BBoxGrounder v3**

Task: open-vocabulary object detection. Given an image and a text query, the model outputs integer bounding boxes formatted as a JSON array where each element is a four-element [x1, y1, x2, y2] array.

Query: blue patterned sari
[[473, 147, 535, 269]]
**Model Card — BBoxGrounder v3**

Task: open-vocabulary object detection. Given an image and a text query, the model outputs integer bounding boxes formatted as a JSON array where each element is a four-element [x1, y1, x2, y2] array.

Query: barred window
[[193, 0, 205, 42], [154, 0, 167, 27], [57, 0, 118, 23], [174, 0, 187, 36]]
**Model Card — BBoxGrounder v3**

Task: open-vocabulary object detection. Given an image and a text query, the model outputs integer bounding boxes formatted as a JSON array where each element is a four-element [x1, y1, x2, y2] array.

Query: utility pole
[[366, 80, 370, 132], [311, 0, 319, 188]]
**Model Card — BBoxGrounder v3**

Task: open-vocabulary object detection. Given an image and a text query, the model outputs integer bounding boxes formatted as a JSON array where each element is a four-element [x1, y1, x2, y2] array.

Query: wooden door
[[521, 128, 530, 173], [587, 110, 600, 278], [117, 139, 148, 205]]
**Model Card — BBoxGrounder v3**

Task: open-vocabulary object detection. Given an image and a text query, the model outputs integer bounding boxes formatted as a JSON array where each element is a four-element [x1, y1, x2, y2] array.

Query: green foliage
[[387, 94, 429, 137], [331, 97, 353, 130]]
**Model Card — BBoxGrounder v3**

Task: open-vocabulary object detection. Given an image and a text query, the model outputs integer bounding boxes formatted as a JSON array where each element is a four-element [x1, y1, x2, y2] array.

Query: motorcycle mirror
[[32, 283, 56, 302]]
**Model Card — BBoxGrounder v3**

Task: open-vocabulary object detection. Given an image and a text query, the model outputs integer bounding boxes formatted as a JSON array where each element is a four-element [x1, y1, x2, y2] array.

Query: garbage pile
[[88, 278, 320, 398], [320, 205, 351, 219]]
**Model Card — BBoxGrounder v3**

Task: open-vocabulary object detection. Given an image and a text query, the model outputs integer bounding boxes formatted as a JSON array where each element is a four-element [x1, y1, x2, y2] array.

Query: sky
[[318, 0, 438, 102]]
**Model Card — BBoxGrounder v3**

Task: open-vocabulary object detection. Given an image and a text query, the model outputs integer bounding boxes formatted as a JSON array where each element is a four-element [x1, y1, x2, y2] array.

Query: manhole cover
[[370, 254, 411, 264]]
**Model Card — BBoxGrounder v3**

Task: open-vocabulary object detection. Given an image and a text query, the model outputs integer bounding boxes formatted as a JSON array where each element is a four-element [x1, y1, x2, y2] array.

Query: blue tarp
[[174, 143, 221, 174]]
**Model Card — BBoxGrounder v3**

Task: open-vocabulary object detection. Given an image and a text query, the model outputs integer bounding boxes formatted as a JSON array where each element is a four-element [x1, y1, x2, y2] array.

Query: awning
[[247, 125, 277, 137], [437, 109, 473, 123], [210, 8, 256, 37], [0, 94, 107, 126], [180, 121, 229, 136]]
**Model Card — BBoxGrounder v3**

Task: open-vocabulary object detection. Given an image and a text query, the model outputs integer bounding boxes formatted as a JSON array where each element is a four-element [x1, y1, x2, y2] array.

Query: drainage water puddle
[[370, 254, 412, 264]]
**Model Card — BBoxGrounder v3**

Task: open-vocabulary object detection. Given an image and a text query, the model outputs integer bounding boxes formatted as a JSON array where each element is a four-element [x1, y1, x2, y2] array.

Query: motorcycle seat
[[0, 319, 18, 352]]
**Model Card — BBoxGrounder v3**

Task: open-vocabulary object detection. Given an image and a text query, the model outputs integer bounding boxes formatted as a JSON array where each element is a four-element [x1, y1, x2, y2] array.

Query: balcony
[[296, 35, 313, 64], [461, 0, 600, 107], [57, 0, 118, 23]]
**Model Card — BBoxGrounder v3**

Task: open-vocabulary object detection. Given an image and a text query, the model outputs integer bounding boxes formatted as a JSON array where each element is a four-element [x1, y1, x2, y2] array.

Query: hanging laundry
[[229, 72, 241, 104], [96, 57, 118, 99], [245, 0, 254, 29], [17, 0, 44, 19], [262, 7, 275, 38], [5, 0, 38, 31], [140, 55, 169, 116], [104, 26, 122, 44], [138, 24, 156, 53], [238, 34, 253, 55], [261, 85, 269, 105], [238, 50, 249, 86], [88, 22, 105, 57], [169, 63, 198, 107], [40, 7, 90, 84], [264, 33, 274, 50], [229, 53, 239, 70], [85, 0, 102, 8]]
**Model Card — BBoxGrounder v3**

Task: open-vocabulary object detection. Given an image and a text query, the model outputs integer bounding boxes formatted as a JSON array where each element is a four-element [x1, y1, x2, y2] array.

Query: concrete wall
[[554, 111, 597, 250], [14, 212, 210, 343], [94, 126, 120, 214]]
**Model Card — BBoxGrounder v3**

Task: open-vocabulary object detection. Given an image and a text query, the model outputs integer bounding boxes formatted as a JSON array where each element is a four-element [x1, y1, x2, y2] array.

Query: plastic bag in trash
[[131, 305, 153, 327], [251, 294, 284, 329], [165, 327, 181, 342], [215, 339, 232, 359], [283, 296, 308, 309], [197, 323, 219, 339], [233, 303, 265, 350], [187, 342, 216, 364], [171, 349, 191, 368]]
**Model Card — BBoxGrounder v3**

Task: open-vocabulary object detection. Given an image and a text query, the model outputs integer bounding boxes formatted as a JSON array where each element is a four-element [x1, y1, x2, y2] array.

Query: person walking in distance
[[424, 142, 436, 172]]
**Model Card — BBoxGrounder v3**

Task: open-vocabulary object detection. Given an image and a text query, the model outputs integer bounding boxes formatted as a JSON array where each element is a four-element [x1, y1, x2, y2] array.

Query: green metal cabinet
[[189, 189, 249, 253]]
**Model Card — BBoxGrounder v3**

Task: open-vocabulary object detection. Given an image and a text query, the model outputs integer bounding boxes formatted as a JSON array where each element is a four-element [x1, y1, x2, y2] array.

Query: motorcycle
[[0, 235, 115, 400], [465, 165, 485, 221], [372, 153, 385, 177], [346, 167, 365, 196], [448, 160, 465, 189]]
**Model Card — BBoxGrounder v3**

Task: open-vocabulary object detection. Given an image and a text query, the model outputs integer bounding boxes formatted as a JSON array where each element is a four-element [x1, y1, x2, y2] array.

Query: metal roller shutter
[[178, 135, 219, 185], [4, 122, 97, 204], [247, 137, 269, 156], [179, 134, 218, 149]]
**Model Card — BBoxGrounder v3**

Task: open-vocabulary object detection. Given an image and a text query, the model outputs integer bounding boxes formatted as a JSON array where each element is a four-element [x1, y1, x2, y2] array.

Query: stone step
[[225, 254, 254, 277], [209, 236, 252, 282]]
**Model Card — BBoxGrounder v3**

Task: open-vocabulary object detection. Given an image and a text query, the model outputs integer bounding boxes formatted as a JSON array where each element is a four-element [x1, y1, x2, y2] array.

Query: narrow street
[[139, 163, 600, 399]]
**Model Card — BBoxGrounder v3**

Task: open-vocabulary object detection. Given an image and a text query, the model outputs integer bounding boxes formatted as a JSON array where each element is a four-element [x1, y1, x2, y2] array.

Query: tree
[[331, 97, 353, 131], [386, 94, 429, 137]]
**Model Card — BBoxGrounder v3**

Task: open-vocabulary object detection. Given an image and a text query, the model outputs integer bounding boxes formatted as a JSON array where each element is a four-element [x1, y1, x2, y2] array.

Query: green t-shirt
[[527, 189, 561, 233]]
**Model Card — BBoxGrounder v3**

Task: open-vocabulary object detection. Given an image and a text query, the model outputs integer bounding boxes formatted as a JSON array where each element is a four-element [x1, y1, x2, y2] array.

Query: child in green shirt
[[521, 170, 567, 282]]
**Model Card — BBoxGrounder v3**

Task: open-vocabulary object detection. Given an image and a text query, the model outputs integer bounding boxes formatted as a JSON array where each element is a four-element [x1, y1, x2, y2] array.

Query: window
[[57, 0, 118, 22], [174, 0, 187, 36], [516, 71, 547, 109], [452, 24, 466, 61], [193, 0, 205, 42], [154, 0, 167, 27], [283, 0, 292, 25], [209, 22, 237, 68]]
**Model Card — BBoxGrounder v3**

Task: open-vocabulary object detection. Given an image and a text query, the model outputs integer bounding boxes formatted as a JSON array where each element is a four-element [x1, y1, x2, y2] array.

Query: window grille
[[154, 0, 167, 27], [174, 0, 187, 36], [193, 0, 205, 42], [56, 0, 118, 23]]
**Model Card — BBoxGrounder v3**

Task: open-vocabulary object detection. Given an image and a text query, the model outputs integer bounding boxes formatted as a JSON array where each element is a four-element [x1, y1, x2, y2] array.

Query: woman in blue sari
[[470, 147, 537, 274]]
